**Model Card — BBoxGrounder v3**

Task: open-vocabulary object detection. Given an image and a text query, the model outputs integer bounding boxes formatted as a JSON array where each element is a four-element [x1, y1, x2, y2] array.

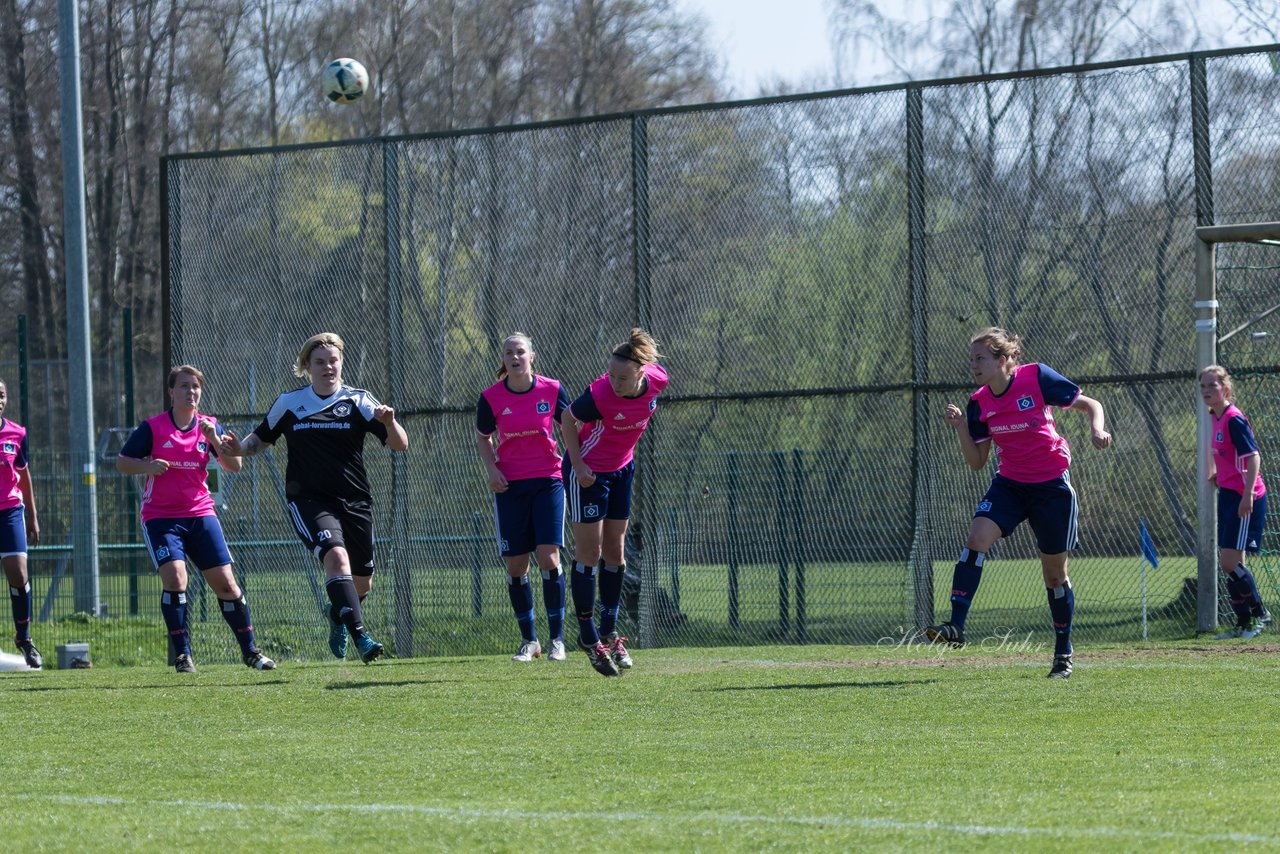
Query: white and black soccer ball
[[322, 58, 369, 104]]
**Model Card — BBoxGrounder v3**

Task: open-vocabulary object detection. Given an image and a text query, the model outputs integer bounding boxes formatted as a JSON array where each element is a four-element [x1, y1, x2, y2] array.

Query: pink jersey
[[1211, 403, 1266, 498], [0, 419, 31, 511], [967, 363, 1080, 483], [572, 363, 669, 472], [131, 412, 219, 522], [477, 376, 569, 480]]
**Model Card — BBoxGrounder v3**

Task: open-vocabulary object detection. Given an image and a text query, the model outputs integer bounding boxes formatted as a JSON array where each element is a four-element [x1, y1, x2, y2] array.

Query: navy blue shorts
[[0, 505, 28, 556], [143, 515, 233, 571], [287, 497, 376, 575], [564, 460, 635, 523], [1217, 489, 1267, 552], [975, 472, 1079, 554], [493, 477, 564, 557]]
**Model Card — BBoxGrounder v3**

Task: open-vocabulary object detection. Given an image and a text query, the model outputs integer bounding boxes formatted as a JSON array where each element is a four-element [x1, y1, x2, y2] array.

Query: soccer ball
[[322, 58, 368, 103]]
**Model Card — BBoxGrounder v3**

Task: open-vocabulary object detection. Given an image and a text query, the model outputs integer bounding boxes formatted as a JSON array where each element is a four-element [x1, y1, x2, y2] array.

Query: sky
[[682, 0, 840, 96], [682, 0, 1256, 99]]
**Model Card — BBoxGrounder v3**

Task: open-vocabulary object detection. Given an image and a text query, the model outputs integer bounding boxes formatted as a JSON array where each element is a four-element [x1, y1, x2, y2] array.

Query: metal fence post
[[906, 84, 934, 632], [792, 449, 807, 644], [727, 451, 740, 630], [384, 140, 413, 658], [773, 450, 790, 638]]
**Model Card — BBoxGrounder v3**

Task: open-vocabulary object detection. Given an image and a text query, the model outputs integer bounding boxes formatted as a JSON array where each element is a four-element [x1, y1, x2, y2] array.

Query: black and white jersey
[[253, 385, 390, 504]]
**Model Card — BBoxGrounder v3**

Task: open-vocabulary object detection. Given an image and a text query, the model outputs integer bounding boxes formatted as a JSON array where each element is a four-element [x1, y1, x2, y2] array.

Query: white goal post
[[1194, 221, 1280, 631]]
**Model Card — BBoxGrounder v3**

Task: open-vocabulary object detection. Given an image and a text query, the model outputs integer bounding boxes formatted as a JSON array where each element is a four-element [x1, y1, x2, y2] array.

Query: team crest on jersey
[[333, 403, 352, 418], [1017, 395, 1034, 411], [649, 399, 657, 411], [1, 441, 13, 455], [1215, 431, 1224, 442], [536, 401, 550, 414], [976, 500, 992, 513], [197, 441, 208, 453]]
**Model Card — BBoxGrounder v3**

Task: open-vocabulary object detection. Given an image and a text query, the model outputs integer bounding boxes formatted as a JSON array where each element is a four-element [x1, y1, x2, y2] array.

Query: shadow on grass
[[703, 679, 938, 692], [325, 678, 456, 690], [12, 679, 291, 692]]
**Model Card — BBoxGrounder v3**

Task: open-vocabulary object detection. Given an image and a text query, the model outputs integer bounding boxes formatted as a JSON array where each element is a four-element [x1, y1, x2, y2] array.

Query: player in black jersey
[[217, 333, 409, 663]]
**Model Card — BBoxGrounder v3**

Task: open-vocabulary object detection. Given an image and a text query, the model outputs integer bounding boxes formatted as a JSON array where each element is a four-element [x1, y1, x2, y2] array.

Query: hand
[[1091, 428, 1112, 449], [1239, 495, 1254, 519], [943, 404, 965, 429], [148, 457, 170, 476], [573, 463, 597, 488], [198, 418, 218, 443], [1207, 470, 1217, 487], [219, 430, 244, 457], [25, 514, 39, 547], [488, 469, 509, 493], [373, 404, 397, 424]]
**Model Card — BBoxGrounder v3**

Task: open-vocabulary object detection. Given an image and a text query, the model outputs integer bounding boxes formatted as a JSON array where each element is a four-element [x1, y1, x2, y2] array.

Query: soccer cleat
[[16, 640, 42, 670], [1252, 607, 1271, 629], [1214, 622, 1253, 640], [244, 651, 276, 670], [328, 618, 349, 659], [1047, 655, 1073, 679], [547, 639, 567, 662], [605, 632, 633, 669], [924, 622, 966, 648], [512, 640, 542, 662], [355, 633, 384, 664], [581, 639, 620, 677], [174, 653, 197, 674]]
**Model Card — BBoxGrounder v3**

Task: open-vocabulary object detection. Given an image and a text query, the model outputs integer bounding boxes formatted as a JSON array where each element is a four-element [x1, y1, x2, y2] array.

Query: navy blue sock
[[948, 549, 985, 630], [507, 573, 537, 643], [219, 596, 258, 656], [570, 561, 599, 646], [160, 590, 191, 656], [541, 568, 565, 641], [599, 563, 625, 636], [325, 575, 367, 638], [1047, 580, 1074, 657], [1233, 564, 1264, 612], [1224, 574, 1252, 622], [10, 581, 32, 642]]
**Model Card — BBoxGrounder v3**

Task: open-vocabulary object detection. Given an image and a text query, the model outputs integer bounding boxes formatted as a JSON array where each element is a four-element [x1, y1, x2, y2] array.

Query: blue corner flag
[[1139, 519, 1159, 568]]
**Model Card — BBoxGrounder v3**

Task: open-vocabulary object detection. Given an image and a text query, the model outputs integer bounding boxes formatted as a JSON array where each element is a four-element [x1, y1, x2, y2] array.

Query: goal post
[[1194, 221, 1280, 632]]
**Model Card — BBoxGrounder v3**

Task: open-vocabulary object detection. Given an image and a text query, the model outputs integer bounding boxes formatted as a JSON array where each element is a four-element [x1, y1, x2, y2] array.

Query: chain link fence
[[26, 46, 1280, 665]]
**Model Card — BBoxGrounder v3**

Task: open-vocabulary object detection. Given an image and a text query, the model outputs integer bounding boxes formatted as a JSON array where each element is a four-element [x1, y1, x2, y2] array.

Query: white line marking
[[18, 794, 1279, 845]]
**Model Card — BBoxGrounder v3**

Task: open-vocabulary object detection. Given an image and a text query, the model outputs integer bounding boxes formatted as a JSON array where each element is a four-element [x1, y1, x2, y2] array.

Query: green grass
[[31, 553, 1205, 666], [3, 642, 1278, 851]]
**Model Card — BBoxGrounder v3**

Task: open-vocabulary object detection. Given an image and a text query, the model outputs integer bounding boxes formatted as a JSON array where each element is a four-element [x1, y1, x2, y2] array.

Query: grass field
[[3, 640, 1278, 852], [29, 553, 1211, 666]]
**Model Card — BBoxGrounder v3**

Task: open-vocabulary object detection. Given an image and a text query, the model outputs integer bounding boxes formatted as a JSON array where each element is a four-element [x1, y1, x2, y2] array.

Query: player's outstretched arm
[[943, 403, 990, 471], [1069, 395, 1112, 449], [17, 466, 38, 546], [474, 432, 508, 493], [200, 419, 243, 473], [559, 408, 596, 487], [218, 430, 267, 458], [374, 404, 409, 451]]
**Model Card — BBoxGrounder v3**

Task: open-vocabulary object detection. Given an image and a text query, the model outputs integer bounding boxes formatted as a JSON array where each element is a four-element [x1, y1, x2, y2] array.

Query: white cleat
[[512, 640, 542, 662]]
